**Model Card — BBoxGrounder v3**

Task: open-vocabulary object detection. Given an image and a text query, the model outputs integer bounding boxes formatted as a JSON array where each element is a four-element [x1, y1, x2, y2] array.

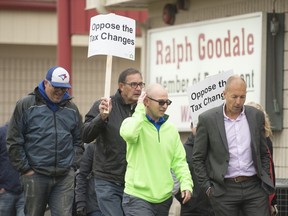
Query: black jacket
[[75, 143, 100, 213], [82, 90, 136, 184]]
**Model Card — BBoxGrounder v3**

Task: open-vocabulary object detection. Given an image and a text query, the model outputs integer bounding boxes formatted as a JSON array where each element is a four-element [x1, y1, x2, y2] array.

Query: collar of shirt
[[146, 114, 165, 131], [222, 103, 245, 120]]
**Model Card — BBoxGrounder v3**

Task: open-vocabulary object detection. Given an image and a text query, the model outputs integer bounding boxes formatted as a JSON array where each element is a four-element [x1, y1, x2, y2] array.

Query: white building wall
[[0, 10, 57, 45]]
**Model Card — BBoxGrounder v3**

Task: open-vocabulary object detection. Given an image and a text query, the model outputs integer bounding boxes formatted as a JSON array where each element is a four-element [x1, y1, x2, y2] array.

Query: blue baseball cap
[[46, 66, 71, 88]]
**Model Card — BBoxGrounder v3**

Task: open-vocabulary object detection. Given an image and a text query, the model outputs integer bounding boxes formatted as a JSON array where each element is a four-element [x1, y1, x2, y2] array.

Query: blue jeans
[[22, 170, 75, 216], [0, 190, 25, 216], [122, 193, 173, 216], [94, 178, 125, 216]]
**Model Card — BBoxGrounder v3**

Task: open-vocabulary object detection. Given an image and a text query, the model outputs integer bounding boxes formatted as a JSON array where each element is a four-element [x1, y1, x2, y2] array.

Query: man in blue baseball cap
[[44, 66, 72, 104], [7, 66, 83, 216]]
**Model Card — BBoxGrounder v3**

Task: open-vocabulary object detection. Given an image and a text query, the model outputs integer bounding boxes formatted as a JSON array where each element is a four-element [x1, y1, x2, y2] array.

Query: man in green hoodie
[[120, 83, 193, 216]]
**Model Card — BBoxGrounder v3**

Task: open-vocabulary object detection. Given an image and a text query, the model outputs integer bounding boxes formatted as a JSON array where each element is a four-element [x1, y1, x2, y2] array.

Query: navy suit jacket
[[192, 105, 275, 197]]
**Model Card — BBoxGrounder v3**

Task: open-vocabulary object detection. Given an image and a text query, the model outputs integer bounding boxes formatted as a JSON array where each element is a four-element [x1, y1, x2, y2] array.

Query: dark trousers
[[210, 178, 270, 216], [94, 178, 125, 216], [122, 193, 173, 216], [175, 190, 214, 216]]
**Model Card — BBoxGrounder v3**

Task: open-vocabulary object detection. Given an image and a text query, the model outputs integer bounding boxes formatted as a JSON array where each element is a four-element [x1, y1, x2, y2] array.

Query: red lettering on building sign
[[198, 28, 254, 60], [156, 36, 193, 69], [181, 105, 192, 123]]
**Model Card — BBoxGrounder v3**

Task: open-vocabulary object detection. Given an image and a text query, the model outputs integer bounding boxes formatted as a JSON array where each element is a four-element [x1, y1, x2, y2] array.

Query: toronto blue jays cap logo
[[58, 73, 68, 81]]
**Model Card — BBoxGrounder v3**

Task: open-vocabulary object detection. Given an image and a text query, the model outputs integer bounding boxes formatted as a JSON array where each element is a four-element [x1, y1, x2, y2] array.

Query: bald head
[[145, 83, 168, 98], [225, 75, 247, 91]]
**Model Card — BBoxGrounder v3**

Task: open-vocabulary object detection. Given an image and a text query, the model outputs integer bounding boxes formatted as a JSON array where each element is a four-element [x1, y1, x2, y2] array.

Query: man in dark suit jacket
[[192, 75, 275, 216]]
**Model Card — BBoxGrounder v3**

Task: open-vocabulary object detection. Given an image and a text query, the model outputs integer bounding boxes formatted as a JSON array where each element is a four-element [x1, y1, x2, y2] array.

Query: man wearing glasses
[[120, 83, 193, 216], [82, 68, 144, 216], [7, 66, 83, 216]]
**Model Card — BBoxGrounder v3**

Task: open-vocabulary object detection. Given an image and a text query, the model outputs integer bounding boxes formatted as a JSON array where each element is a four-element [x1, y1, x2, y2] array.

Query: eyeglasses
[[147, 96, 172, 106], [123, 82, 145, 89]]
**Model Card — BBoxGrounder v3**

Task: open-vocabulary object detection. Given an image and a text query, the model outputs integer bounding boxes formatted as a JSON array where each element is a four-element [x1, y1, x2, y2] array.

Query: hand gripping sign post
[[187, 70, 234, 127], [88, 13, 136, 113]]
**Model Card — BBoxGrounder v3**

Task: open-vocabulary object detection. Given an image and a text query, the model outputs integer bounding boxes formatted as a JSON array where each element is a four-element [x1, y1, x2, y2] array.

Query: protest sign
[[88, 13, 136, 60], [187, 70, 234, 126], [88, 13, 136, 110]]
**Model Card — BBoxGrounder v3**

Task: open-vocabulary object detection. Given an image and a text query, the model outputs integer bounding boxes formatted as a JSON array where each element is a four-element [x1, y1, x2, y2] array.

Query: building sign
[[147, 12, 265, 131]]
